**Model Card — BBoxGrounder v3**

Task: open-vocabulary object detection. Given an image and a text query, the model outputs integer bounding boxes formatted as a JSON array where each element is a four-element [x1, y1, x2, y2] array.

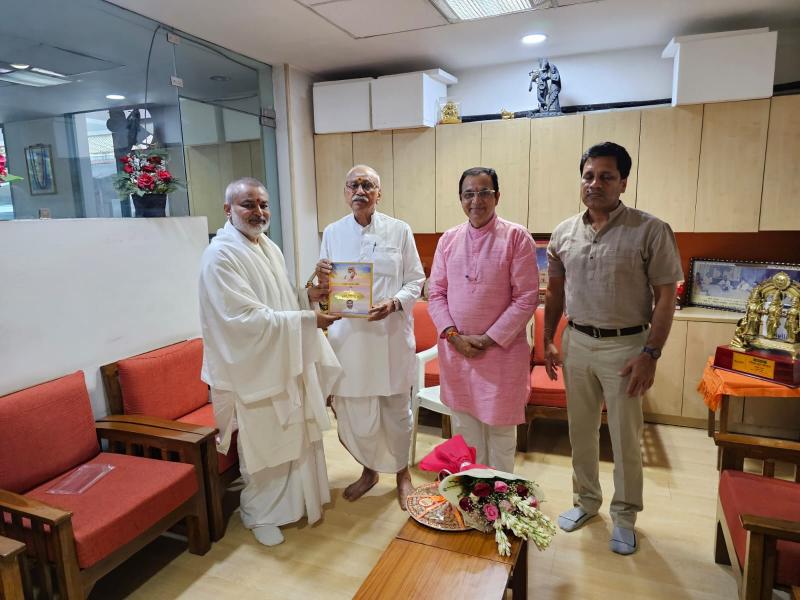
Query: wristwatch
[[642, 346, 662, 360]]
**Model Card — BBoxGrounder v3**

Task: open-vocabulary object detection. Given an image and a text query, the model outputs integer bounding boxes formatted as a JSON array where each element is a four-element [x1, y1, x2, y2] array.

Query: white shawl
[[199, 222, 341, 469]]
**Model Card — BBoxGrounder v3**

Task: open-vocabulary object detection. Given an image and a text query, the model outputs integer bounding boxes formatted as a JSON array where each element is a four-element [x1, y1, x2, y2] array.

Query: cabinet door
[[314, 133, 353, 232], [643, 320, 687, 418], [528, 115, 584, 233], [435, 122, 482, 232], [353, 131, 395, 218], [582, 110, 641, 205], [760, 95, 800, 231], [681, 320, 737, 419], [393, 128, 436, 233], [636, 105, 703, 232], [695, 100, 769, 232], [480, 119, 530, 228]]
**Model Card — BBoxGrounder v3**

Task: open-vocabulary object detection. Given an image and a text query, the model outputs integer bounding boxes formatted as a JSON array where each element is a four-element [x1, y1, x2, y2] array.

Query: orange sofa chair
[[517, 307, 607, 452], [714, 432, 800, 600], [101, 338, 238, 541], [0, 371, 211, 599]]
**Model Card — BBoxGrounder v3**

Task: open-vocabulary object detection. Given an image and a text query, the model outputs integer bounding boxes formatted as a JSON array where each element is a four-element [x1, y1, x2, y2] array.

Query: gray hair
[[224, 177, 268, 205], [346, 164, 381, 188]]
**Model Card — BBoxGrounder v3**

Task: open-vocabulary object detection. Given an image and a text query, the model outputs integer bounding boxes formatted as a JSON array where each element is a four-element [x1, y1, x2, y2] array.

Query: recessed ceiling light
[[10, 63, 30, 70], [522, 33, 547, 44], [431, 0, 549, 22], [31, 67, 65, 78], [106, 94, 126, 100]]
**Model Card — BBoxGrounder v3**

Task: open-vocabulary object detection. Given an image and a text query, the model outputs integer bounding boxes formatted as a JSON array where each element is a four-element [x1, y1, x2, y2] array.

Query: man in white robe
[[316, 165, 425, 508], [199, 177, 341, 546]]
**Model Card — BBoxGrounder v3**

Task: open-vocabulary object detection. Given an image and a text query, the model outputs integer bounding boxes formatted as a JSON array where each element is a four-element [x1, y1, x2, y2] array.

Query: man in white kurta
[[316, 165, 425, 507], [199, 177, 341, 546]]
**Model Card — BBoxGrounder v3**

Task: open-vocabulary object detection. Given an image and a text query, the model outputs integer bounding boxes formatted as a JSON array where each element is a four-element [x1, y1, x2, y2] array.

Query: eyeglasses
[[460, 189, 496, 201], [345, 180, 377, 193]]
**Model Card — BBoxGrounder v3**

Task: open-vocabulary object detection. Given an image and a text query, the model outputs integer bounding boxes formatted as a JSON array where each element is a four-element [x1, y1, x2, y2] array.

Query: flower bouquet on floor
[[418, 434, 556, 557]]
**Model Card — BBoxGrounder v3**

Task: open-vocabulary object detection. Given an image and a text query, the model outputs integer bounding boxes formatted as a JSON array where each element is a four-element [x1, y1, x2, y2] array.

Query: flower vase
[[132, 193, 167, 218]]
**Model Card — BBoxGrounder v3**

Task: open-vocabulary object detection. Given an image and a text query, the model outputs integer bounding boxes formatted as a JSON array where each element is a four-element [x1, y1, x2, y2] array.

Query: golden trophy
[[714, 272, 800, 386]]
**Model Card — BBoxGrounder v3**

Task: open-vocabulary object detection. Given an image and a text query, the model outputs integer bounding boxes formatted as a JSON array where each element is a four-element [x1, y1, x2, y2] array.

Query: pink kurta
[[428, 215, 538, 426]]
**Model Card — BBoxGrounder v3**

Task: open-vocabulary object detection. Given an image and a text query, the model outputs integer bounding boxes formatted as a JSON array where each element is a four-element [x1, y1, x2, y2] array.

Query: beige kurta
[[199, 221, 341, 524]]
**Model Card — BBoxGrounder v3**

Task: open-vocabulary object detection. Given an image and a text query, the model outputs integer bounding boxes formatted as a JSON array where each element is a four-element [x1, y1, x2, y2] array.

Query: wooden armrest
[[97, 414, 216, 437], [714, 432, 800, 462], [0, 489, 72, 527], [741, 513, 800, 543], [0, 535, 26, 559], [95, 420, 214, 447]]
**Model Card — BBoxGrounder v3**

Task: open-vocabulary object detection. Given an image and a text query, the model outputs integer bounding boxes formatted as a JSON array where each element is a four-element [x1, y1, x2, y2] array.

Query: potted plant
[[112, 147, 181, 217], [0, 152, 23, 184]]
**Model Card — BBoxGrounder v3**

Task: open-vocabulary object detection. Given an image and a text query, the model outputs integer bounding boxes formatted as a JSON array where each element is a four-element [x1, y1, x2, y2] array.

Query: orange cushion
[[719, 470, 800, 587], [531, 306, 568, 365], [0, 372, 99, 493], [25, 452, 197, 569], [414, 301, 438, 353], [424, 358, 440, 388], [178, 404, 238, 474], [528, 366, 567, 408], [117, 339, 208, 420]]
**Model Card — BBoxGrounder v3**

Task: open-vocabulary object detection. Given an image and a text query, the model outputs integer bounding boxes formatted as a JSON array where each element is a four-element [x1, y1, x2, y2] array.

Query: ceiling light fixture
[[9, 63, 29, 69], [31, 67, 66, 78], [522, 33, 547, 44], [106, 94, 126, 100], [0, 70, 70, 87], [430, 0, 551, 22], [209, 75, 231, 82]]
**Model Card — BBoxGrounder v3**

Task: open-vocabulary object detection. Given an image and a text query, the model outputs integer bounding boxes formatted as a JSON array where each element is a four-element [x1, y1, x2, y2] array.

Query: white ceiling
[[105, 0, 800, 78]]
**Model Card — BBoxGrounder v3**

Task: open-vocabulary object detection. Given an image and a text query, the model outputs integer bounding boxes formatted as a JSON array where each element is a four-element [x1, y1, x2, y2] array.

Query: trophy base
[[713, 345, 800, 387]]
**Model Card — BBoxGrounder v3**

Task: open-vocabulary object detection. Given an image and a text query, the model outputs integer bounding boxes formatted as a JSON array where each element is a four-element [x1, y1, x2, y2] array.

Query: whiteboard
[[0, 217, 208, 416]]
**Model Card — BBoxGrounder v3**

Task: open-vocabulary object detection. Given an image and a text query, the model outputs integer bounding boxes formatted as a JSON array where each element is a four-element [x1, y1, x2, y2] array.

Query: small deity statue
[[765, 293, 784, 339], [744, 289, 763, 337], [528, 58, 562, 115], [785, 295, 800, 343]]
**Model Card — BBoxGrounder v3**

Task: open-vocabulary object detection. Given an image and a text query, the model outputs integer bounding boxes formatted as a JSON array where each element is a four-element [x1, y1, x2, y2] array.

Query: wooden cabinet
[[353, 131, 395, 218], [636, 105, 703, 232], [435, 122, 482, 232], [480, 119, 530, 227], [760, 95, 800, 231], [528, 115, 584, 233], [393, 128, 436, 233], [314, 133, 353, 231], [582, 110, 641, 205], [643, 320, 688, 418], [681, 319, 737, 420], [695, 99, 770, 232]]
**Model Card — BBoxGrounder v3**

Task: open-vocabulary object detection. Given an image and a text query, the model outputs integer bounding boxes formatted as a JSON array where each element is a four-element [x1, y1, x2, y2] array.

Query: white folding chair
[[409, 345, 452, 466]]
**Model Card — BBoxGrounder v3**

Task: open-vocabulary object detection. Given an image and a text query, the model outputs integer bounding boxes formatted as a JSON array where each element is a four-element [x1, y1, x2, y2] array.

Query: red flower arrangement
[[113, 148, 180, 197], [0, 153, 22, 184]]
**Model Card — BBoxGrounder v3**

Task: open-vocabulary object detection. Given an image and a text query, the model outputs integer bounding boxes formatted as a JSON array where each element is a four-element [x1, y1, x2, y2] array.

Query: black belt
[[568, 321, 649, 338]]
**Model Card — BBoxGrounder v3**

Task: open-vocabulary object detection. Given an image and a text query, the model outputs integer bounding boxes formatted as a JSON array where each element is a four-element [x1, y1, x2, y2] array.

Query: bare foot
[[396, 468, 414, 511], [343, 467, 379, 501]]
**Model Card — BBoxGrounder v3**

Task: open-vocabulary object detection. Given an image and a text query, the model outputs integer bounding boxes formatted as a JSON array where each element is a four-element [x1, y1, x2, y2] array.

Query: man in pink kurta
[[427, 167, 539, 473]]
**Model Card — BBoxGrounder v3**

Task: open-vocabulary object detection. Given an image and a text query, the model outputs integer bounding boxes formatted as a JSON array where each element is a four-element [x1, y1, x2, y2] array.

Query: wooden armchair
[[101, 338, 239, 541], [714, 432, 800, 600], [0, 536, 25, 600], [0, 371, 211, 599]]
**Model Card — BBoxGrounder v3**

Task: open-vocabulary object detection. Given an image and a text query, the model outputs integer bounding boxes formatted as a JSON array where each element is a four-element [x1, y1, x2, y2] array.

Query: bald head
[[346, 165, 380, 188], [225, 177, 267, 207], [223, 177, 270, 242], [344, 165, 382, 226]]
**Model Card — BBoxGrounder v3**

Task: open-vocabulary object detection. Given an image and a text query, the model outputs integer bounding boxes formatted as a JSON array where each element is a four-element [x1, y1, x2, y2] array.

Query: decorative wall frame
[[24, 144, 56, 195], [687, 258, 800, 313]]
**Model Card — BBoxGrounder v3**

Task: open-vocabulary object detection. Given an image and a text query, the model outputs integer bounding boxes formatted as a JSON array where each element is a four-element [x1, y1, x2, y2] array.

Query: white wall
[[448, 46, 674, 116], [0, 217, 208, 416], [274, 64, 322, 286]]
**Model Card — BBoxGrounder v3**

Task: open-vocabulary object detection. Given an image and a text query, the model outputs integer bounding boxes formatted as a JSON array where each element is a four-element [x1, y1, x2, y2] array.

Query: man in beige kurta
[[199, 177, 341, 546], [544, 142, 683, 555]]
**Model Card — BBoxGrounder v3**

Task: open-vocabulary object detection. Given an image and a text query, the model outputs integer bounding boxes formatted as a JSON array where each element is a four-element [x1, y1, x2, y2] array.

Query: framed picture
[[687, 258, 800, 313], [534, 237, 549, 304], [24, 144, 56, 195]]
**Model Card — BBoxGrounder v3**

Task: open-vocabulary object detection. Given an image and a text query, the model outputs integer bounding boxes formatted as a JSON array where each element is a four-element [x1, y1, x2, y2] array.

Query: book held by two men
[[328, 262, 373, 318]]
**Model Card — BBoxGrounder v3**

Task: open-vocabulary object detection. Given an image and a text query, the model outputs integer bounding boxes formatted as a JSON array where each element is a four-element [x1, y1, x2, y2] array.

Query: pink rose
[[528, 496, 539, 508], [499, 500, 512, 512], [459, 497, 473, 512], [473, 482, 491, 497], [483, 504, 499, 522], [494, 481, 509, 493]]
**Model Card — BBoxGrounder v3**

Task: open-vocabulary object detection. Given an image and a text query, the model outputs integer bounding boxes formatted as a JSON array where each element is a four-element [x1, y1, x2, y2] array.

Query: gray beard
[[231, 212, 268, 239]]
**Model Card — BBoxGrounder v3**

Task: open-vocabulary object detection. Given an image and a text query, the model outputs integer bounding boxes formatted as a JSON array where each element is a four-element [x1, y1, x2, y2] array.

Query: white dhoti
[[451, 410, 517, 474], [237, 436, 330, 528], [333, 393, 411, 473]]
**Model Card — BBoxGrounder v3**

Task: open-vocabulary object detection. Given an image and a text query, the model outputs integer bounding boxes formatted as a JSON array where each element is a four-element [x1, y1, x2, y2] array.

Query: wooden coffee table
[[354, 517, 527, 599]]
